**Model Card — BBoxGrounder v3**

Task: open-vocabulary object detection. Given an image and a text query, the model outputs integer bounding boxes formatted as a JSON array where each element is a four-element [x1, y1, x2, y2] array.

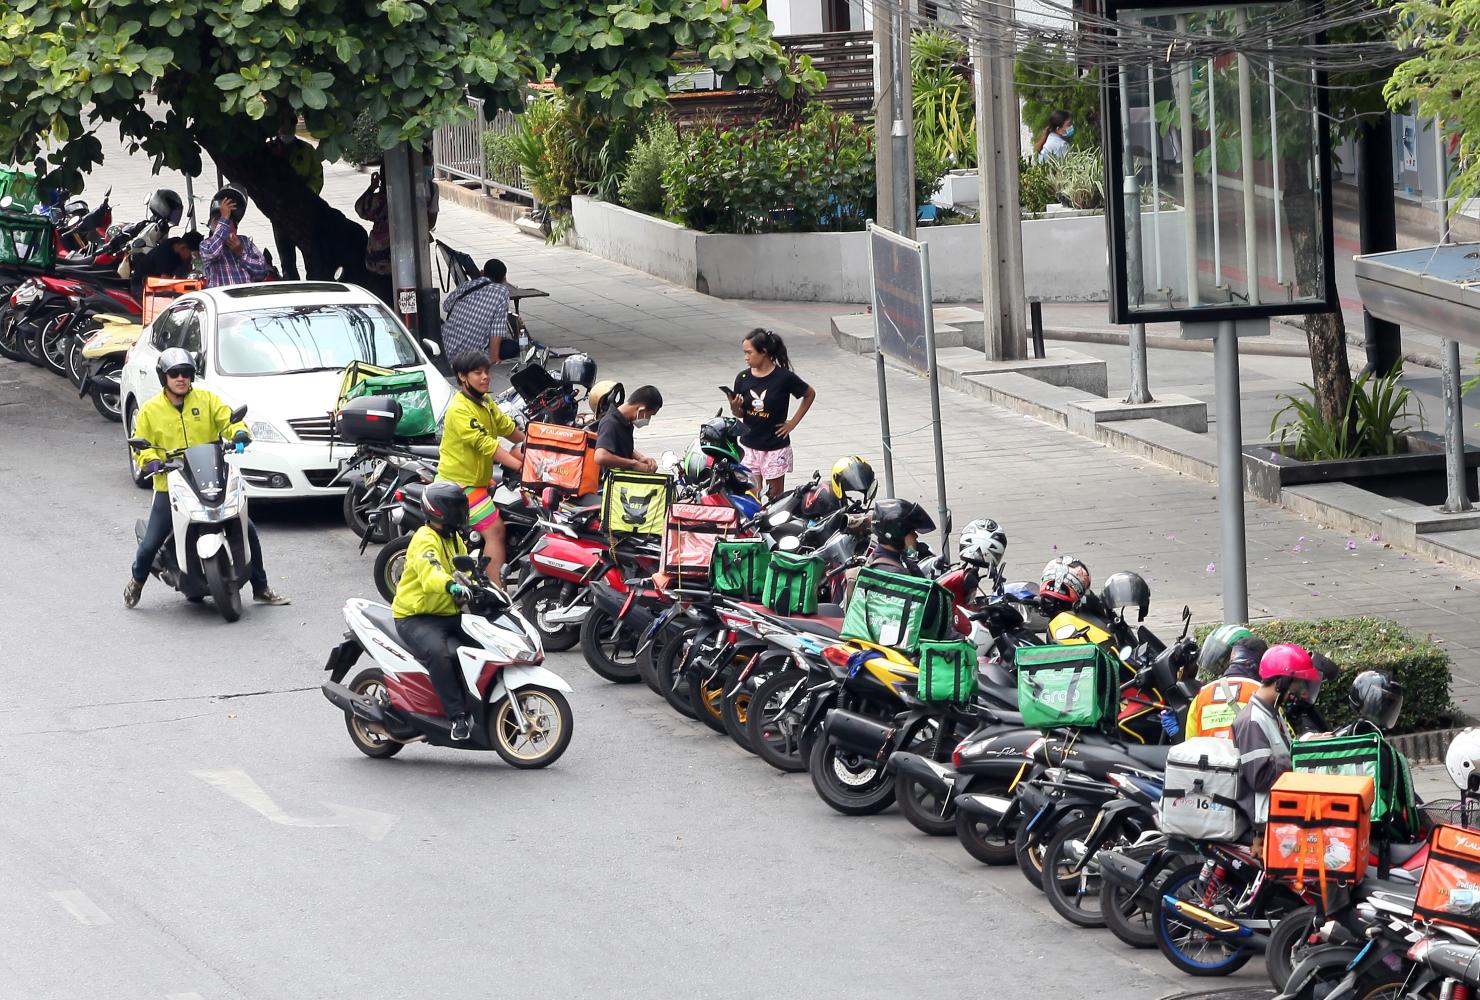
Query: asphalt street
[[0, 359, 1228, 999]]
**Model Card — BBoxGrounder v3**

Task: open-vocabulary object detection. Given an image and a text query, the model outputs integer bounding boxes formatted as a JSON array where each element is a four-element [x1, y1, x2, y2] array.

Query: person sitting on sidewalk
[[594, 385, 663, 474], [441, 258, 515, 366]]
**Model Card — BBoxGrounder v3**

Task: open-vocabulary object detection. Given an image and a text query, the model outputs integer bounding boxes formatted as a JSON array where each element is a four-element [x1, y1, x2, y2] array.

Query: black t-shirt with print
[[595, 407, 635, 460], [732, 367, 809, 451]]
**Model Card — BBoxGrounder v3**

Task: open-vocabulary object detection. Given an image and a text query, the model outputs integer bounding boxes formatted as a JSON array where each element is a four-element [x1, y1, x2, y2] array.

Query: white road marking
[[48, 890, 112, 926], [191, 769, 398, 842]]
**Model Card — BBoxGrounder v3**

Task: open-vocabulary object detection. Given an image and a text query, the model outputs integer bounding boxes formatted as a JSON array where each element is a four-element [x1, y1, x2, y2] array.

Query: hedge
[[1195, 616, 1453, 735]]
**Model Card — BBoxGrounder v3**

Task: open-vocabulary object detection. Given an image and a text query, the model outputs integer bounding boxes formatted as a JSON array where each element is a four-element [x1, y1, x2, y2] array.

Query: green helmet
[[1197, 623, 1254, 675], [699, 416, 744, 464]]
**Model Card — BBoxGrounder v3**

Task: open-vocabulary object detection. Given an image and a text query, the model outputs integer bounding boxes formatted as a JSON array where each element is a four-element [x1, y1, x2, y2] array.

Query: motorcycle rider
[[391, 482, 477, 742], [124, 349, 290, 609], [1230, 643, 1322, 835], [863, 498, 936, 576], [438, 351, 526, 587]]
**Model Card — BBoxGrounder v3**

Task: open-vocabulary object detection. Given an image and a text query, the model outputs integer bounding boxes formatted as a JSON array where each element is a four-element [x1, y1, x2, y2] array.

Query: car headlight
[[249, 420, 288, 444]]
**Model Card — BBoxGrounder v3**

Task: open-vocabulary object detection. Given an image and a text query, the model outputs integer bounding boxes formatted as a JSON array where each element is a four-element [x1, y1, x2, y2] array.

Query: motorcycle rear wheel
[[808, 736, 896, 816], [204, 551, 242, 623], [954, 794, 1017, 865], [490, 686, 573, 769], [519, 577, 581, 653], [1153, 862, 1254, 977], [1041, 815, 1106, 928], [579, 607, 641, 684], [373, 535, 411, 603], [1266, 905, 1318, 990], [344, 667, 405, 759], [746, 669, 807, 773]]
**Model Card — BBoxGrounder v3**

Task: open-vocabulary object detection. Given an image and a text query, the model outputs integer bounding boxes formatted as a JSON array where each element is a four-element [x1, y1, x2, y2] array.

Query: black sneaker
[[450, 715, 472, 742]]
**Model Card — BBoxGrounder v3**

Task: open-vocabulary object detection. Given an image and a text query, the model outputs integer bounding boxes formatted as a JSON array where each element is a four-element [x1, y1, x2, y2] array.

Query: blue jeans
[[131, 491, 269, 592]]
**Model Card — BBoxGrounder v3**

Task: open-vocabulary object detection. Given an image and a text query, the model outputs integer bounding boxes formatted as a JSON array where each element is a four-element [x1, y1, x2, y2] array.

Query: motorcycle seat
[[402, 444, 441, 459], [1385, 839, 1427, 866], [772, 615, 843, 638], [362, 603, 407, 646]]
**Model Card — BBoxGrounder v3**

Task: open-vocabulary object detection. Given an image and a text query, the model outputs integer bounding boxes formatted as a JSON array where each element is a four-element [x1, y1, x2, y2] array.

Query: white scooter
[[321, 556, 575, 768], [127, 405, 252, 622]]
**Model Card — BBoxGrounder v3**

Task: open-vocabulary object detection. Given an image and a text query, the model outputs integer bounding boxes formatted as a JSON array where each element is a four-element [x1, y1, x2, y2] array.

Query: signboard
[[868, 223, 930, 371], [397, 288, 418, 314], [1400, 117, 1418, 173]]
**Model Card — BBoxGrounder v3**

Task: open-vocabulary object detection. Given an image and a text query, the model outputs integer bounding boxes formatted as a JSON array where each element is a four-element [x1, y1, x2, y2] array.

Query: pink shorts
[[742, 445, 794, 482]]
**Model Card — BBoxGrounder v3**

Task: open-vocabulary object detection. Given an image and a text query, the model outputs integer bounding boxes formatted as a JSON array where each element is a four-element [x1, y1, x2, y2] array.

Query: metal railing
[[432, 96, 533, 202]]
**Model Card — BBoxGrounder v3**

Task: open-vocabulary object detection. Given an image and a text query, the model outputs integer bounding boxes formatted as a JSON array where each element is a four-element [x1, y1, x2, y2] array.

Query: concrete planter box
[[570, 196, 1184, 304], [931, 170, 980, 208], [1242, 431, 1480, 506]]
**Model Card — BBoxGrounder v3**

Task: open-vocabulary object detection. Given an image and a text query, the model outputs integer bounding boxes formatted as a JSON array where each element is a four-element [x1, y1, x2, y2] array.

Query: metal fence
[[432, 96, 532, 202]]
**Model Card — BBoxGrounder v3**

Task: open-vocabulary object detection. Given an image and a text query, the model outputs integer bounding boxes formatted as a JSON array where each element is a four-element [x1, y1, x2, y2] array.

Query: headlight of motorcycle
[[248, 420, 288, 444]]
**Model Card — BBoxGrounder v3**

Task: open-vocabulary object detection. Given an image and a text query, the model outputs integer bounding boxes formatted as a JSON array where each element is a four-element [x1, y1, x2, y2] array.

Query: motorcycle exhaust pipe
[[955, 793, 1015, 826], [542, 600, 590, 625], [887, 751, 957, 795], [823, 709, 897, 763], [322, 681, 384, 725], [1160, 896, 1267, 946]]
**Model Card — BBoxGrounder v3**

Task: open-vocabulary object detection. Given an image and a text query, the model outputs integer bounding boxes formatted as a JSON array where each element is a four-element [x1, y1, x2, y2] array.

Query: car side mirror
[[422, 338, 440, 358], [229, 404, 247, 423], [452, 554, 479, 573], [126, 437, 150, 451]]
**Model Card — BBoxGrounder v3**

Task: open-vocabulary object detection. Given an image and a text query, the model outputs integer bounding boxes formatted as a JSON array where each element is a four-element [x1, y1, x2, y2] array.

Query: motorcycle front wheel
[[1266, 905, 1319, 990], [38, 317, 70, 376], [954, 788, 1017, 865], [896, 768, 957, 837], [578, 607, 641, 684], [90, 362, 123, 422], [808, 736, 897, 816], [204, 551, 242, 623], [746, 669, 807, 773], [0, 307, 25, 363], [373, 535, 410, 603], [490, 686, 573, 769], [519, 577, 581, 653], [1041, 815, 1106, 928]]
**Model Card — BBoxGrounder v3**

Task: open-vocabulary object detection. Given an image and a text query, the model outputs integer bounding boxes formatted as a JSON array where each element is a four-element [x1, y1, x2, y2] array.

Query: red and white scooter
[[321, 554, 574, 768]]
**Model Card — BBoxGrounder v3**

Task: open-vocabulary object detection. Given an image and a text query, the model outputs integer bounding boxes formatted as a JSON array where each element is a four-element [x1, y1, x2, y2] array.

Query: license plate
[[364, 459, 386, 486]]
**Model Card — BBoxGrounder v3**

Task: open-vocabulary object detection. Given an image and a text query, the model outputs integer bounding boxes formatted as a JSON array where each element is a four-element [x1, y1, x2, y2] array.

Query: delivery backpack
[[1014, 643, 1121, 731], [1184, 677, 1262, 741], [1415, 824, 1480, 934], [1291, 723, 1421, 843], [1159, 736, 1247, 842], [917, 639, 979, 705], [601, 470, 673, 537], [763, 550, 825, 616], [839, 567, 953, 654], [521, 422, 600, 496], [662, 502, 740, 582], [711, 539, 770, 601]]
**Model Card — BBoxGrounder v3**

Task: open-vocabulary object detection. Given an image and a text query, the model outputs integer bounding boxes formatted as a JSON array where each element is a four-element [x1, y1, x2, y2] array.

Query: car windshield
[[215, 303, 421, 376]]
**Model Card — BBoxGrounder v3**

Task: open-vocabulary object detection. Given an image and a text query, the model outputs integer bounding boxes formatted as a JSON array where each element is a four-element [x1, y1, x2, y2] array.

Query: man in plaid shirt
[[441, 258, 515, 364], [200, 189, 271, 288]]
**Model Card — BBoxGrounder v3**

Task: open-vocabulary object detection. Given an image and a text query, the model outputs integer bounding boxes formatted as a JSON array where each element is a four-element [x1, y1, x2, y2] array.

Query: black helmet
[[699, 417, 744, 463], [1348, 670, 1403, 730], [148, 189, 184, 226], [1100, 571, 1152, 622], [210, 186, 248, 224], [421, 482, 469, 535], [830, 455, 877, 507], [156, 347, 198, 385], [560, 353, 597, 391], [871, 498, 935, 549]]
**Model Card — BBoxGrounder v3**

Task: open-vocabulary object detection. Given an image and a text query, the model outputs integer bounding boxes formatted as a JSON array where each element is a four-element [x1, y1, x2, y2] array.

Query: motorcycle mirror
[[1052, 623, 1079, 641], [452, 554, 479, 573], [229, 403, 247, 422], [777, 535, 802, 552], [422, 338, 441, 358], [767, 510, 793, 527]]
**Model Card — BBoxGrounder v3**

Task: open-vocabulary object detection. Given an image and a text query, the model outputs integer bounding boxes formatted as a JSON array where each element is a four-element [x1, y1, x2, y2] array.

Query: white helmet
[[1447, 728, 1480, 792], [959, 518, 1007, 571]]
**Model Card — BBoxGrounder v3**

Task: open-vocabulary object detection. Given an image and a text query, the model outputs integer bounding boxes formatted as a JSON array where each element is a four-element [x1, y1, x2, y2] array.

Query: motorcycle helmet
[[1259, 643, 1321, 695], [698, 416, 744, 463], [559, 352, 597, 392], [871, 498, 935, 549], [1100, 571, 1151, 623], [1447, 728, 1480, 792], [958, 518, 1007, 572], [1348, 670, 1404, 731], [830, 456, 877, 507], [589, 379, 624, 419], [420, 481, 469, 535], [155, 347, 198, 385], [210, 186, 249, 225], [682, 442, 710, 483], [1039, 556, 1090, 606], [147, 188, 184, 226], [1196, 623, 1254, 676]]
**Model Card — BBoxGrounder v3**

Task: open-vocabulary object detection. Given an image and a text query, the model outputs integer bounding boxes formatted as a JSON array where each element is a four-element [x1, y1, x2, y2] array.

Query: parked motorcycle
[[74, 312, 142, 421]]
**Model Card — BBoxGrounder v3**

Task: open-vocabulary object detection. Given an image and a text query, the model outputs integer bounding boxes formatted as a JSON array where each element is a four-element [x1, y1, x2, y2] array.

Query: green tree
[[1384, 0, 1480, 208], [0, 0, 812, 269]]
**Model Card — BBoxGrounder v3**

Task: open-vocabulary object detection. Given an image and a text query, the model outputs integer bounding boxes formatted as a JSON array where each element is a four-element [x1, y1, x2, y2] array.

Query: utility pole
[[1357, 115, 1401, 376], [874, 0, 916, 237], [873, 1, 896, 232], [383, 142, 439, 344], [972, 0, 1028, 360]]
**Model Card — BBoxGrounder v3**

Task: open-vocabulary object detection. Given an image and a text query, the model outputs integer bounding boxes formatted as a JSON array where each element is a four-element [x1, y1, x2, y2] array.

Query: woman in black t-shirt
[[728, 329, 816, 499]]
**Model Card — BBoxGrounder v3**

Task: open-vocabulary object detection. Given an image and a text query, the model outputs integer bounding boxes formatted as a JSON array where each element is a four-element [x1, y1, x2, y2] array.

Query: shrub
[[1045, 148, 1105, 211], [1019, 157, 1056, 214], [1196, 616, 1453, 734], [1016, 43, 1101, 154], [480, 127, 521, 181], [618, 116, 680, 214], [912, 27, 977, 169], [1271, 367, 1424, 462]]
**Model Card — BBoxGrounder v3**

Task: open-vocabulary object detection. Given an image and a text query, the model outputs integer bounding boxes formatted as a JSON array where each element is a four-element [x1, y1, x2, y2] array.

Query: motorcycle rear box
[[601, 470, 672, 537], [1415, 824, 1480, 933], [521, 422, 600, 495], [1159, 736, 1246, 842], [337, 395, 403, 444], [1262, 772, 1374, 885], [1013, 643, 1120, 731]]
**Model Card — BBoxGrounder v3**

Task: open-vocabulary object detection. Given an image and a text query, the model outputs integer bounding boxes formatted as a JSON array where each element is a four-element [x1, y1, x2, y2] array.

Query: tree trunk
[[1283, 159, 1352, 434]]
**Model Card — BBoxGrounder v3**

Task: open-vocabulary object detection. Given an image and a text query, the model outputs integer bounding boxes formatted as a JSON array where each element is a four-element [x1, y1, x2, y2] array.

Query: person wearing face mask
[[1035, 109, 1075, 163], [437, 351, 526, 586], [595, 384, 663, 474]]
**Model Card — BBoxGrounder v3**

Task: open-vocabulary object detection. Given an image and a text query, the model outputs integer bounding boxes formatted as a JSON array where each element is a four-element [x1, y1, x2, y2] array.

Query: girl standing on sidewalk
[[728, 328, 816, 500]]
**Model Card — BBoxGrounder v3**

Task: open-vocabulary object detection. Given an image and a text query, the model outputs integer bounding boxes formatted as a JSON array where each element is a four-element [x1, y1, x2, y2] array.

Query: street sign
[[397, 288, 418, 314], [868, 223, 930, 371]]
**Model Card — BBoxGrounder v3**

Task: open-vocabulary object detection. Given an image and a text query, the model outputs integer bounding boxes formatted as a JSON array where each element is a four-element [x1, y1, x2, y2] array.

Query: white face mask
[[633, 415, 651, 429]]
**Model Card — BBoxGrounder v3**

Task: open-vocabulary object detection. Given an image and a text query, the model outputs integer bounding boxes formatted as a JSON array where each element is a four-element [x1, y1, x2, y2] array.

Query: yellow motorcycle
[[74, 313, 140, 422]]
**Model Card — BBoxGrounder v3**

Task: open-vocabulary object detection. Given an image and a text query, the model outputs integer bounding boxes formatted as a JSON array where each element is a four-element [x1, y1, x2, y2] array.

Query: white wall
[[767, 0, 824, 35]]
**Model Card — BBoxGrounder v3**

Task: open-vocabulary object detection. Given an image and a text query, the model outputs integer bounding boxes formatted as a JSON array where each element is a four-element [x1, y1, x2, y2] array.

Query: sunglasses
[[166, 369, 195, 380]]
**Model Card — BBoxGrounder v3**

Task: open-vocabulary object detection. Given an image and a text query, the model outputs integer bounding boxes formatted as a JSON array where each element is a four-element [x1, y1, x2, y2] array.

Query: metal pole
[[1176, 15, 1199, 307], [1206, 21, 1223, 289], [384, 142, 421, 334], [1236, 13, 1260, 305], [1146, 63, 1165, 296], [1435, 117, 1449, 243], [866, 223, 896, 496], [184, 171, 197, 233], [1358, 115, 1402, 376], [890, 4, 914, 239], [1442, 338, 1472, 513], [921, 243, 952, 551], [874, 0, 895, 231], [1268, 45, 1284, 288], [1213, 320, 1249, 623], [1124, 172, 1152, 404]]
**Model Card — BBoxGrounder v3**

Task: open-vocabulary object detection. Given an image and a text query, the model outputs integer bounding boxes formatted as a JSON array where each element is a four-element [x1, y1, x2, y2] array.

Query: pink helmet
[[1259, 643, 1320, 683]]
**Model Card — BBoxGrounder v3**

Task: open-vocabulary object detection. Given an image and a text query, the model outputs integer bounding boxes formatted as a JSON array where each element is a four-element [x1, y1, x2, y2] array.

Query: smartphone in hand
[[718, 386, 737, 398]]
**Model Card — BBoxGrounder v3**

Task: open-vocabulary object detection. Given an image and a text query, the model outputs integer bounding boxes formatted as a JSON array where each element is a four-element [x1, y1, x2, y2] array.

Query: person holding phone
[[728, 328, 815, 500]]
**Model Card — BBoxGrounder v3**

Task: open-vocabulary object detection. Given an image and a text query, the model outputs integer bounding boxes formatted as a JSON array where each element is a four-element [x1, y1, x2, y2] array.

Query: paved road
[[0, 358, 1213, 999]]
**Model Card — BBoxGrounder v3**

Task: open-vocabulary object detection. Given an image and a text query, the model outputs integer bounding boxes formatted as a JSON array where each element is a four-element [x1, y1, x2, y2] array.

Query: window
[[215, 303, 421, 377], [150, 305, 186, 352], [177, 306, 202, 355]]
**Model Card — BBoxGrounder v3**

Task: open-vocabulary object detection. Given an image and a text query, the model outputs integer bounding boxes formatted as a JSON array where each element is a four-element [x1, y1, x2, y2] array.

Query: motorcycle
[[332, 438, 441, 541], [74, 311, 142, 421], [125, 406, 253, 622], [320, 554, 574, 768]]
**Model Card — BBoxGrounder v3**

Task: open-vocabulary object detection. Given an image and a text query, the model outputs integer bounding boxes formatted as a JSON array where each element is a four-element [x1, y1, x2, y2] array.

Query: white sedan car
[[120, 281, 453, 499]]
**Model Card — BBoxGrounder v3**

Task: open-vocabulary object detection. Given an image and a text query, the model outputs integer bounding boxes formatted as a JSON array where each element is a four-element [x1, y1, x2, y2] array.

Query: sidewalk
[[74, 138, 1480, 719]]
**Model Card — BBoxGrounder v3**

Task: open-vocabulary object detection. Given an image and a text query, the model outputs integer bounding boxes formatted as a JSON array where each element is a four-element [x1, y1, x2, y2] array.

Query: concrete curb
[[1393, 727, 1467, 765]]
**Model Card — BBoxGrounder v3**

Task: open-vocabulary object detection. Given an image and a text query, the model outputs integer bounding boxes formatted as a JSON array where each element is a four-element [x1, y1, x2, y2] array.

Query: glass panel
[[1115, 4, 1327, 317], [215, 303, 420, 377]]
